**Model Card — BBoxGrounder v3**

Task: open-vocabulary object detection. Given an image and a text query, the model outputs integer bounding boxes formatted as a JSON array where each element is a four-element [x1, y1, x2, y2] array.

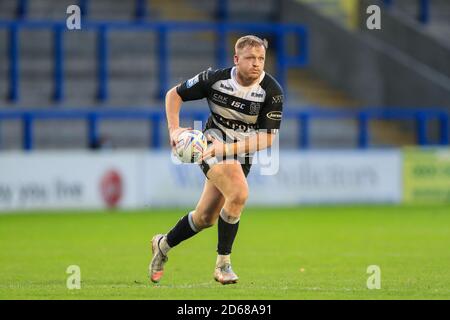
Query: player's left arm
[[201, 84, 283, 160], [228, 130, 277, 155], [201, 130, 276, 161]]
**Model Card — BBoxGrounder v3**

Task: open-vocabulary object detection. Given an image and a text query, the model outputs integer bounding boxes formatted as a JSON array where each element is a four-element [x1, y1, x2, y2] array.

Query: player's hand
[[200, 134, 226, 162], [169, 127, 191, 149]]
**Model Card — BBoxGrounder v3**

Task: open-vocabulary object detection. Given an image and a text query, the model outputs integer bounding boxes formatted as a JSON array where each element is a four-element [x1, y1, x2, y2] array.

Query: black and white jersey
[[176, 67, 283, 143]]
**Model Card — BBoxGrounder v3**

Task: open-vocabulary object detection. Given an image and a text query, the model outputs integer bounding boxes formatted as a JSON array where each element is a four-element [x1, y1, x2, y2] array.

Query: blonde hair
[[235, 35, 268, 53]]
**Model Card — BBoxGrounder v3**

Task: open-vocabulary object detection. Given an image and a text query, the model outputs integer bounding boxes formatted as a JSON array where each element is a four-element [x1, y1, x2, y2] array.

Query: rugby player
[[149, 35, 284, 285]]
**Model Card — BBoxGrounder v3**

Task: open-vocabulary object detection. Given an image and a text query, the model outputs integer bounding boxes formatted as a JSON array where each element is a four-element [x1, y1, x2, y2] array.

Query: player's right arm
[[166, 69, 213, 148], [165, 86, 188, 149]]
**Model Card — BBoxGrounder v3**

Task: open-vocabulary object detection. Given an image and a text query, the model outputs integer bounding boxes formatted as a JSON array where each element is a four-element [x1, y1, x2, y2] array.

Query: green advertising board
[[403, 148, 450, 203]]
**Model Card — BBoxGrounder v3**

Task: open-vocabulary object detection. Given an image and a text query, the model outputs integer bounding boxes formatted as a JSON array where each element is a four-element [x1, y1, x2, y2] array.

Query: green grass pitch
[[0, 205, 449, 300]]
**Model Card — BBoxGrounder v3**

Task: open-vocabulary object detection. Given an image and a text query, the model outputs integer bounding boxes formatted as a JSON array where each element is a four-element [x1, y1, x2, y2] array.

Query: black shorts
[[199, 156, 252, 179], [199, 117, 252, 178]]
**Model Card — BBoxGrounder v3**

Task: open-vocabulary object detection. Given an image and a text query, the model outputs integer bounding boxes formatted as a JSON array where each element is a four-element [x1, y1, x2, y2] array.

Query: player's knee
[[228, 186, 248, 207]]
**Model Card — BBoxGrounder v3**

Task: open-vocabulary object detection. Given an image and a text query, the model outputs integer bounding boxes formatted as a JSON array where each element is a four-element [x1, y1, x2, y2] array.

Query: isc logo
[[231, 101, 245, 110]]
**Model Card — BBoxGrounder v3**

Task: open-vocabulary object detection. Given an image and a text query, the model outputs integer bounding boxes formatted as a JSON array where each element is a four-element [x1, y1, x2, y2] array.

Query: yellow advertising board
[[403, 147, 450, 203]]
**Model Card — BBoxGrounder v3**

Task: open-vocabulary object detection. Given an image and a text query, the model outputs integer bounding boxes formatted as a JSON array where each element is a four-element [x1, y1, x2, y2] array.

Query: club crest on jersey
[[186, 75, 200, 88], [249, 102, 261, 115]]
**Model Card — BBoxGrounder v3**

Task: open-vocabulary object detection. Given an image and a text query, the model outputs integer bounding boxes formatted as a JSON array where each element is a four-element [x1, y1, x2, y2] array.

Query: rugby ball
[[175, 130, 208, 163]]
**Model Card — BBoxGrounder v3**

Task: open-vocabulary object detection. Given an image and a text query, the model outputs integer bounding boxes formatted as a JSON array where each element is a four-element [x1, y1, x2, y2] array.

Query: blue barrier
[[97, 25, 109, 101], [0, 20, 308, 103], [78, 0, 88, 18], [17, 0, 28, 19], [418, 0, 430, 24], [53, 25, 64, 101], [135, 0, 148, 20], [216, 0, 229, 21], [384, 0, 430, 24], [8, 24, 19, 101], [0, 108, 448, 151]]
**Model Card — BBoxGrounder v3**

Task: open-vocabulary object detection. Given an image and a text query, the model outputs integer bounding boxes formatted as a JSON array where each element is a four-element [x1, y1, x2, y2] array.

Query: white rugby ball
[[175, 130, 208, 163]]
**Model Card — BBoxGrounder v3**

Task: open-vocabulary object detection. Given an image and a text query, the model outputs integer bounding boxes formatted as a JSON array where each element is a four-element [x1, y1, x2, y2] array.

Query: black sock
[[166, 213, 198, 248], [217, 214, 240, 255]]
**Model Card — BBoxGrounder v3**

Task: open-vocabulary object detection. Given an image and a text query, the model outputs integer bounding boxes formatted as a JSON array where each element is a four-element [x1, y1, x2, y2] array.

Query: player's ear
[[233, 54, 239, 65]]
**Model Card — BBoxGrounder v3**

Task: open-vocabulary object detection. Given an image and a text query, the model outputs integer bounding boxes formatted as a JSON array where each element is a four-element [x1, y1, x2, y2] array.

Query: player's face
[[234, 45, 266, 83]]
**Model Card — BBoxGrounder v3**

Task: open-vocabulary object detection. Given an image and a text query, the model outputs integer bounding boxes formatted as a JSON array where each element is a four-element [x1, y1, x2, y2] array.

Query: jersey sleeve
[[257, 83, 284, 130], [176, 69, 212, 102]]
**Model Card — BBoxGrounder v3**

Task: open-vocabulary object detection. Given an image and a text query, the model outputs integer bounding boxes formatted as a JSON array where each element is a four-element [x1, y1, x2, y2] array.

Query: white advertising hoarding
[[0, 150, 402, 211], [142, 150, 402, 206], [248, 150, 402, 204], [0, 151, 140, 210]]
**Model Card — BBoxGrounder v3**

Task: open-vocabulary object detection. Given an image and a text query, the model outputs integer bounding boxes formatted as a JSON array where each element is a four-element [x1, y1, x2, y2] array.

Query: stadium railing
[[0, 20, 308, 103], [383, 0, 430, 24], [0, 108, 447, 150]]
